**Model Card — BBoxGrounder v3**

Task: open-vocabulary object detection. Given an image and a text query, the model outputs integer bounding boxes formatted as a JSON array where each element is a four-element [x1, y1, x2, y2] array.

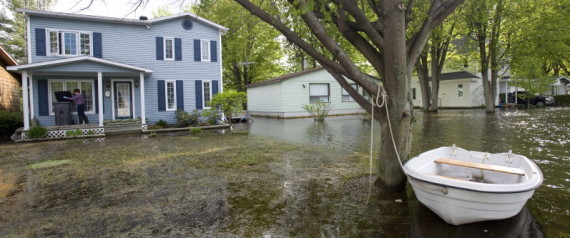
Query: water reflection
[[409, 206, 544, 238]]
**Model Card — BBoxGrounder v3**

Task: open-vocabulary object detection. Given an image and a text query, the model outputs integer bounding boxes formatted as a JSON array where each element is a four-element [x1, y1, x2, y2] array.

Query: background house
[[246, 68, 366, 118], [547, 76, 570, 95], [0, 45, 21, 112], [8, 9, 227, 131], [411, 71, 485, 108]]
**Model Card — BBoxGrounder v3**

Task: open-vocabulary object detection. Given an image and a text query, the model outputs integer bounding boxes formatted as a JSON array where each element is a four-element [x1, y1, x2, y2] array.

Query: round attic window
[[182, 19, 193, 30]]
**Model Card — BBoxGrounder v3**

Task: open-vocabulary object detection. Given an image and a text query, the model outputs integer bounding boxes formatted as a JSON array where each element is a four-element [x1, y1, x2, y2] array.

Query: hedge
[[0, 111, 23, 139]]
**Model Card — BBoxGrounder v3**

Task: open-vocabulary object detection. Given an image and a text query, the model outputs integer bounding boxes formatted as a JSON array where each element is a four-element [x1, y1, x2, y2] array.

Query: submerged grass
[[1, 133, 389, 237]]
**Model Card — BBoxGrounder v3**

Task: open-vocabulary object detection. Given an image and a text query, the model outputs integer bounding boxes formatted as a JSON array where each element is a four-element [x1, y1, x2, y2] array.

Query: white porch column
[[98, 72, 104, 127], [29, 74, 34, 120], [22, 71, 30, 130], [140, 72, 146, 125]]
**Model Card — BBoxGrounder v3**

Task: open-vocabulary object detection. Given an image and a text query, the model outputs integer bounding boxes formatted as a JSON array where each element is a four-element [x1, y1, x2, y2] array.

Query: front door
[[114, 82, 132, 119]]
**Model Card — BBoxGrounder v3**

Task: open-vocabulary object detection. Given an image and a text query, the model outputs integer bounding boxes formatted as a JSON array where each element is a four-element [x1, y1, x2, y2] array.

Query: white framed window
[[341, 83, 358, 102], [47, 29, 92, 56], [201, 40, 210, 62], [202, 80, 212, 109], [458, 84, 464, 98], [309, 83, 330, 103], [164, 37, 174, 60], [48, 79, 95, 115], [165, 81, 176, 111]]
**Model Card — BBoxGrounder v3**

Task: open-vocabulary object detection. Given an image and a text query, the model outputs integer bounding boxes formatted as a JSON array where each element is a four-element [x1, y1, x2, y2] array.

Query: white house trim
[[110, 79, 136, 120], [7, 56, 153, 73], [165, 80, 177, 111], [202, 80, 212, 109], [139, 72, 146, 125], [29, 74, 34, 120], [163, 37, 175, 61], [97, 72, 103, 126], [16, 9, 229, 32], [22, 71, 30, 130]]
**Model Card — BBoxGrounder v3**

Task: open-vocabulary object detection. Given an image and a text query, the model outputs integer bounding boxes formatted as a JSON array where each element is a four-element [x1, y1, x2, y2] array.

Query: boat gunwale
[[406, 175, 540, 194], [404, 146, 543, 193]]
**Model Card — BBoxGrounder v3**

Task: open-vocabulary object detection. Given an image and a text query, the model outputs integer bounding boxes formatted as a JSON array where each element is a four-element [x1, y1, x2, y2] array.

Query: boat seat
[[434, 158, 525, 176]]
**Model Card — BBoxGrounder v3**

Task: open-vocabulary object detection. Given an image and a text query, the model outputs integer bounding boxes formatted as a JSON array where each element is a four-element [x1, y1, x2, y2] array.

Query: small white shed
[[411, 71, 485, 108], [246, 68, 366, 118]]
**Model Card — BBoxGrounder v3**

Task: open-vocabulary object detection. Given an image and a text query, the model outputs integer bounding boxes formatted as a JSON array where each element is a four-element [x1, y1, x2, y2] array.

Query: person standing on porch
[[64, 89, 89, 124]]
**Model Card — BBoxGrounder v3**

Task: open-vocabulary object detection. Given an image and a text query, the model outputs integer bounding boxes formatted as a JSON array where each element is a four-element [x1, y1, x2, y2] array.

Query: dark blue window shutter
[[176, 80, 184, 110], [93, 32, 102, 58], [195, 80, 203, 109], [212, 80, 219, 95], [157, 80, 166, 111], [37, 79, 49, 116], [211, 41, 217, 62], [36, 28, 46, 56], [175, 38, 182, 61], [156, 37, 164, 60], [194, 39, 201, 62]]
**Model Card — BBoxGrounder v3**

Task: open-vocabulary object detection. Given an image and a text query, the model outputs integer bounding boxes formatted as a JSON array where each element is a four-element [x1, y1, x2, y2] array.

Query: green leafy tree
[[191, 0, 286, 92], [0, 0, 55, 63], [512, 57, 556, 108], [234, 0, 465, 191], [210, 90, 247, 124]]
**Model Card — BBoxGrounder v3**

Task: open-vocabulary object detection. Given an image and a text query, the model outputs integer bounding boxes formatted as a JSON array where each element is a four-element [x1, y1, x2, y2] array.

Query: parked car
[[502, 91, 555, 106]]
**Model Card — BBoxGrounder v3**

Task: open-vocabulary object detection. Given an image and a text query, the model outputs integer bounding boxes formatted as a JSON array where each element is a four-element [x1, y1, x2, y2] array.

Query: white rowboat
[[404, 146, 543, 225]]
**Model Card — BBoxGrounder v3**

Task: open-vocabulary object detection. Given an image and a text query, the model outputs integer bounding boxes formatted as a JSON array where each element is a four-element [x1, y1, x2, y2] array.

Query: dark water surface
[[246, 107, 569, 237]]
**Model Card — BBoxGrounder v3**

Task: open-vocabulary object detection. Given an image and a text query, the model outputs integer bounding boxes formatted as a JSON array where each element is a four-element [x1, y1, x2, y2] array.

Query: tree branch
[[406, 0, 465, 67], [233, 0, 346, 74], [331, 0, 384, 50]]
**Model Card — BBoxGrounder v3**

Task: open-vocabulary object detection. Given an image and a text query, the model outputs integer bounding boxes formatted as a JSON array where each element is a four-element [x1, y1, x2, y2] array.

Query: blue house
[[8, 9, 227, 133]]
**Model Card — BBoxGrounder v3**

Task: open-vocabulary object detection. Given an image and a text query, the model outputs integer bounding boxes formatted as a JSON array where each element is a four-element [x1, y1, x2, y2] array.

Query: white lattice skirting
[[22, 127, 105, 140]]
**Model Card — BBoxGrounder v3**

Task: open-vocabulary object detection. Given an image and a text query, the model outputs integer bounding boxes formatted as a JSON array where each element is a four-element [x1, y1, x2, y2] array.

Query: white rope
[[366, 85, 406, 203]]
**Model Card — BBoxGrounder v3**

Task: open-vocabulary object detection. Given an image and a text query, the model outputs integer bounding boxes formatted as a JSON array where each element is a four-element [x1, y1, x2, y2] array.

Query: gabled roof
[[246, 68, 325, 88], [0, 45, 18, 67], [7, 56, 153, 73], [17, 8, 228, 32], [557, 76, 569, 84], [430, 71, 480, 81]]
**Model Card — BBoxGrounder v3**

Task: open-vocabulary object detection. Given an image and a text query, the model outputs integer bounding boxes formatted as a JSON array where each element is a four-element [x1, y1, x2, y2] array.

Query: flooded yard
[[0, 107, 568, 237]]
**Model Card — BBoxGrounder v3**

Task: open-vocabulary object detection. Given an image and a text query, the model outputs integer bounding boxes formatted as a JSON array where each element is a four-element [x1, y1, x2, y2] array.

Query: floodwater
[[0, 107, 567, 237], [245, 107, 570, 237]]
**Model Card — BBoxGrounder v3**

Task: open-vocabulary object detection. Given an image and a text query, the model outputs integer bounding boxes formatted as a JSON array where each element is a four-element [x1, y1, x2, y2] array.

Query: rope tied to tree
[[366, 84, 406, 204]]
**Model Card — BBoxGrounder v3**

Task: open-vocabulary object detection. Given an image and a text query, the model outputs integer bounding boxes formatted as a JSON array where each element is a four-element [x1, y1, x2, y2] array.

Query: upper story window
[[201, 40, 210, 62], [47, 29, 92, 56], [164, 38, 174, 60]]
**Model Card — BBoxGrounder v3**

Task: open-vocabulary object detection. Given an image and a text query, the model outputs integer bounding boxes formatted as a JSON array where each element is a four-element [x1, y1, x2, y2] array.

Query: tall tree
[[0, 0, 55, 63], [464, 0, 507, 113], [415, 21, 457, 112], [192, 0, 286, 92], [234, 0, 465, 191]]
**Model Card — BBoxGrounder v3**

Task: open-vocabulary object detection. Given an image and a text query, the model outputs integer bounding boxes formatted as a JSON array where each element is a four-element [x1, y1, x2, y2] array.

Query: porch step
[[104, 118, 141, 126], [104, 119, 142, 134]]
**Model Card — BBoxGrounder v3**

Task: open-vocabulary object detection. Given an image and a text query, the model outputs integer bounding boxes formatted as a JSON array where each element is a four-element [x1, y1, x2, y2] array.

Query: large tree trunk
[[373, 0, 412, 192]]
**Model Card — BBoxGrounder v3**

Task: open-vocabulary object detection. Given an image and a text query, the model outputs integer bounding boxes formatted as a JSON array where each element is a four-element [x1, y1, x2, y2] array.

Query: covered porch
[[8, 56, 153, 135]]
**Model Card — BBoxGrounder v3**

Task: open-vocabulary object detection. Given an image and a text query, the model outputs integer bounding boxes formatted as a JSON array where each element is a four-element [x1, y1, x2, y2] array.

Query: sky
[[50, 0, 194, 19]]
